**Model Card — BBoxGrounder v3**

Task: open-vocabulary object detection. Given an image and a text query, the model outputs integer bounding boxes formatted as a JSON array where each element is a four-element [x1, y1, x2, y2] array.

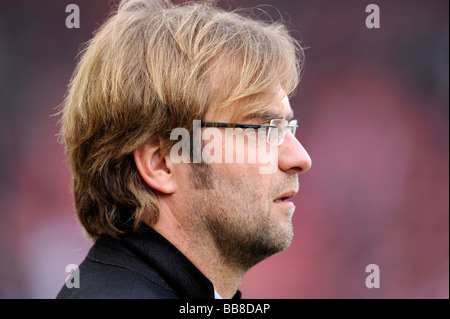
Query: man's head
[[61, 0, 310, 261]]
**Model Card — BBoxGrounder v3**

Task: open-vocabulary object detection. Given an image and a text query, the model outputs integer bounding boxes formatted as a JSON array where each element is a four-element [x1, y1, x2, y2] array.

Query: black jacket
[[56, 224, 241, 299]]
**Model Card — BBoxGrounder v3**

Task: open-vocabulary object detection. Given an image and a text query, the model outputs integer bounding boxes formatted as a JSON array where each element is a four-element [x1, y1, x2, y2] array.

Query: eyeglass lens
[[267, 119, 297, 145]]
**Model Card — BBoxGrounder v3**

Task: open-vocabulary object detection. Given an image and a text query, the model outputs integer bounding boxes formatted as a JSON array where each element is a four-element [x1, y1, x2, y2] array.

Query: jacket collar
[[124, 225, 215, 298], [95, 224, 240, 299]]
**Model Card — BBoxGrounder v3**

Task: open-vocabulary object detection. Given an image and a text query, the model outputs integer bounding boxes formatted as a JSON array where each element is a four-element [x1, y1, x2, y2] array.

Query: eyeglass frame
[[200, 119, 298, 146]]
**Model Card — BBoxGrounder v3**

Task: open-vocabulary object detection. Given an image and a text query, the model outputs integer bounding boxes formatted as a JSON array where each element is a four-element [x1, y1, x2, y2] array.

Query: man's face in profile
[[174, 90, 312, 271]]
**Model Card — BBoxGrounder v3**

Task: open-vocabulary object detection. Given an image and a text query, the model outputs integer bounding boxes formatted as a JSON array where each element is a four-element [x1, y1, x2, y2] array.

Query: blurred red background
[[0, 0, 448, 298]]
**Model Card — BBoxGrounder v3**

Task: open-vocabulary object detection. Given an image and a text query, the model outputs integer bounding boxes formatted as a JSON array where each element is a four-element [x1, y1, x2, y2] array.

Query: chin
[[275, 220, 294, 250]]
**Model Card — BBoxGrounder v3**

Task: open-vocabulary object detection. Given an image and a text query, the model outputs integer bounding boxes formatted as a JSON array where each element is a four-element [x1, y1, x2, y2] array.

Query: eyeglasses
[[201, 119, 298, 146]]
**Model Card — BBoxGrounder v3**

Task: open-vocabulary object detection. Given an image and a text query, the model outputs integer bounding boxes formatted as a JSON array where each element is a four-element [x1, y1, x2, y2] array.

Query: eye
[[270, 119, 285, 130]]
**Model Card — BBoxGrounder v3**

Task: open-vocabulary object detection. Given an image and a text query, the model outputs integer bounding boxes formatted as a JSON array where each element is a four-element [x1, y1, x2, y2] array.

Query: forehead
[[269, 96, 293, 119]]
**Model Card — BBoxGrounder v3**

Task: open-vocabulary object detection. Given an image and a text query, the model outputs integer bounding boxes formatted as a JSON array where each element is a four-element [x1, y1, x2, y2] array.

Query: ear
[[134, 140, 176, 194]]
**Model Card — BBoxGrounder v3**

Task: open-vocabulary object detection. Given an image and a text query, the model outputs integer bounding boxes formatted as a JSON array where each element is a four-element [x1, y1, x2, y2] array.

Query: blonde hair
[[61, 0, 304, 240]]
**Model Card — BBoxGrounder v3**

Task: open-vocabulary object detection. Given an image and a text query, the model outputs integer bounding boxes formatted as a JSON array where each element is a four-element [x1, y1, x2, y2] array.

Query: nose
[[278, 130, 312, 174]]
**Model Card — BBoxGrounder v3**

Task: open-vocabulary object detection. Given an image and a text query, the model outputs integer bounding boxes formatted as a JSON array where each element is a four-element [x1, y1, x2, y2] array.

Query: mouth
[[273, 190, 298, 203]]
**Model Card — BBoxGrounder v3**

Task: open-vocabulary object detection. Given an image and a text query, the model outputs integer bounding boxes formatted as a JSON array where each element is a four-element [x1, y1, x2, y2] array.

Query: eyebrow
[[243, 109, 294, 122]]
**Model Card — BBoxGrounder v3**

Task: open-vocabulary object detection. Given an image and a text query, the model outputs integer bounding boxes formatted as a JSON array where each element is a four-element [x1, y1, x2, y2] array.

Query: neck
[[150, 202, 245, 299]]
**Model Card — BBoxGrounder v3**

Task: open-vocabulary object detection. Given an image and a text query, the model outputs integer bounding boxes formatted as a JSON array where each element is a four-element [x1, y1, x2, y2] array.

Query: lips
[[273, 189, 298, 203]]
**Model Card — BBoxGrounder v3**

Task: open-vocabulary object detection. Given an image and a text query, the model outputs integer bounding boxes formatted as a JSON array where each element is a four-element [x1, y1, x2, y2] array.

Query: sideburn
[[189, 161, 215, 190], [189, 127, 215, 190]]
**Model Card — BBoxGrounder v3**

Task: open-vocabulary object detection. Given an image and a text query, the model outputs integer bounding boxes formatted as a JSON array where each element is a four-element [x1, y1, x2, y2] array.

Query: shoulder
[[56, 239, 179, 299]]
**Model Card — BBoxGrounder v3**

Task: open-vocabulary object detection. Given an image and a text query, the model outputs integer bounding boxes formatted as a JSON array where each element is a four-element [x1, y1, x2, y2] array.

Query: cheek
[[219, 164, 274, 199], [214, 129, 278, 167], [206, 131, 277, 198]]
